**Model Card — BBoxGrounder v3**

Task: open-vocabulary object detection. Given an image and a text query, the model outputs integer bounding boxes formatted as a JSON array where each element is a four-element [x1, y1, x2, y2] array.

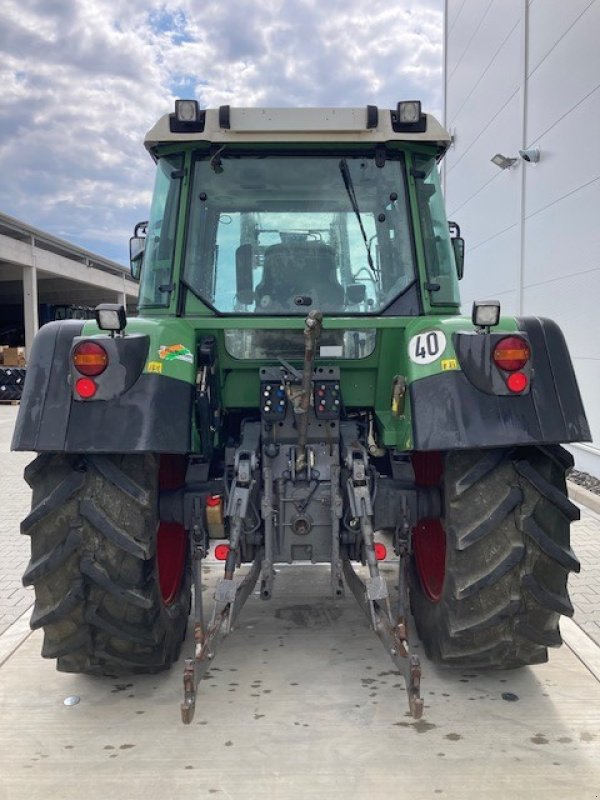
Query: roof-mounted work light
[[398, 101, 421, 124], [95, 303, 127, 335], [170, 99, 206, 133], [392, 100, 426, 133], [175, 99, 200, 123]]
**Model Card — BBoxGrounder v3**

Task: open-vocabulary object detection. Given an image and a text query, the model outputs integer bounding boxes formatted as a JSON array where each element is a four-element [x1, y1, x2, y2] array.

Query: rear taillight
[[506, 372, 528, 393], [374, 543, 387, 561], [492, 336, 530, 372], [215, 544, 230, 561], [75, 377, 98, 399], [72, 341, 108, 377]]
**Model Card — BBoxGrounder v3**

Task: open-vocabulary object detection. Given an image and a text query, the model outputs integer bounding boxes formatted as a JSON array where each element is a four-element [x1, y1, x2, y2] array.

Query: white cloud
[[0, 0, 443, 263]]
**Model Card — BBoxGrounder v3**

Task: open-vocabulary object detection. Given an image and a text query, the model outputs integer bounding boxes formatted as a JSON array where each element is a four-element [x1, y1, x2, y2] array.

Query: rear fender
[[406, 316, 590, 451], [12, 319, 193, 453]]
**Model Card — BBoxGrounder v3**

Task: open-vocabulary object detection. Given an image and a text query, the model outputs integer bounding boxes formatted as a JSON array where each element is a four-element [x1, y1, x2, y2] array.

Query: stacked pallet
[[0, 347, 26, 403]]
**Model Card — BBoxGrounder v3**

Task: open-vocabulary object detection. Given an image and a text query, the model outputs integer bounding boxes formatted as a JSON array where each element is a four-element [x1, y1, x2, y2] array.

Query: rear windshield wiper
[[339, 159, 378, 281]]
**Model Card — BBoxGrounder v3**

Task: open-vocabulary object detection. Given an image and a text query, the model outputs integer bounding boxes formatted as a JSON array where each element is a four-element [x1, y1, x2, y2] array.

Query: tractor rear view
[[13, 101, 590, 722]]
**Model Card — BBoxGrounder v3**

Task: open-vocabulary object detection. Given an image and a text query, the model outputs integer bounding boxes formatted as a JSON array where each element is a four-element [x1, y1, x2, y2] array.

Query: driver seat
[[255, 241, 344, 310]]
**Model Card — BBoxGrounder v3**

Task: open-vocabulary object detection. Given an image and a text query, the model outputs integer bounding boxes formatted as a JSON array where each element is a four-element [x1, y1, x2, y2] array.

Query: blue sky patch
[[148, 7, 192, 46], [170, 74, 198, 99]]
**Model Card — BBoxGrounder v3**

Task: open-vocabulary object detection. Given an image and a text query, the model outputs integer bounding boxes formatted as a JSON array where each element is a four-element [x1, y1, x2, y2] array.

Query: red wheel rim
[[411, 451, 445, 603], [156, 455, 187, 606], [413, 518, 446, 602], [411, 451, 443, 487]]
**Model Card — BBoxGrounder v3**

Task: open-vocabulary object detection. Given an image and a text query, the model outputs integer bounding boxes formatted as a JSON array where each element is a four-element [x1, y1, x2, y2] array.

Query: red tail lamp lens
[[73, 341, 108, 376], [75, 377, 97, 399], [506, 372, 528, 393], [493, 336, 530, 371], [374, 542, 387, 561], [214, 544, 230, 561]]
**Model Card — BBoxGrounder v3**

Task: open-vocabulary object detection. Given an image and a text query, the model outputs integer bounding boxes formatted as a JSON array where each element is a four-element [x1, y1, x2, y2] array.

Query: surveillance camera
[[519, 147, 541, 164]]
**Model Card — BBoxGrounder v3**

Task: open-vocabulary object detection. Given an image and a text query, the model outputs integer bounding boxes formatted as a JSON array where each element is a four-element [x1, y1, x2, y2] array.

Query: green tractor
[[13, 101, 590, 722]]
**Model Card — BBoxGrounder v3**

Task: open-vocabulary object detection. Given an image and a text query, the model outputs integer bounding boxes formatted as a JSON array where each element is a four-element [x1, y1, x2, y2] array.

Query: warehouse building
[[0, 211, 138, 361], [443, 0, 600, 476]]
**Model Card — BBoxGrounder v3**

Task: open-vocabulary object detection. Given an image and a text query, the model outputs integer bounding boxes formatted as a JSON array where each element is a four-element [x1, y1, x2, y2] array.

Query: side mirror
[[448, 221, 465, 280], [451, 237, 465, 280], [235, 244, 254, 305], [129, 236, 145, 281], [345, 283, 366, 305], [129, 221, 148, 282]]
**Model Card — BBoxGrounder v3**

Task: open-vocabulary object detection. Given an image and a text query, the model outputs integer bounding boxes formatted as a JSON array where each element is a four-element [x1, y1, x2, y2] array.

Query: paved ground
[[1, 564, 599, 800], [570, 502, 600, 646], [0, 407, 33, 636]]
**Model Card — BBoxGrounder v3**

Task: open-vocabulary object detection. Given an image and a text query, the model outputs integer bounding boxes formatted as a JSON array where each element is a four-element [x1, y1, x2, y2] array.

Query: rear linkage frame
[[181, 311, 423, 723]]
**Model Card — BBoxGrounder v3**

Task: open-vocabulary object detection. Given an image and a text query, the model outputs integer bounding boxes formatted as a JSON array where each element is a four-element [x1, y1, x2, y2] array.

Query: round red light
[[492, 336, 530, 371], [75, 377, 97, 399], [214, 544, 230, 561], [506, 372, 528, 393], [72, 341, 108, 376], [374, 542, 387, 561], [206, 494, 222, 508]]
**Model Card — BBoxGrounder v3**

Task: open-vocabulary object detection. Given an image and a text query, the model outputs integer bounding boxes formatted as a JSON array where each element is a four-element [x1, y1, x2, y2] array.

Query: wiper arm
[[210, 145, 226, 173], [339, 159, 378, 280]]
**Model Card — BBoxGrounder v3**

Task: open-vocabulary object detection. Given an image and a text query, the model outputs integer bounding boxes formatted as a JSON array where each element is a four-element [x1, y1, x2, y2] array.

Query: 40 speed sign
[[408, 330, 447, 365]]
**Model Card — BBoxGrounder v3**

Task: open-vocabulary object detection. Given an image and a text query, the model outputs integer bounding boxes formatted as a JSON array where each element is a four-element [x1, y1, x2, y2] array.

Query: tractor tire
[[21, 453, 190, 675], [410, 445, 580, 669]]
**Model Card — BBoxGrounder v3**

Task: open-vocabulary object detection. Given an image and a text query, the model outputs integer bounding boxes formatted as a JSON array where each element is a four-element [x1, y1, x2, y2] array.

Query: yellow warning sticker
[[147, 361, 163, 374], [441, 358, 458, 371]]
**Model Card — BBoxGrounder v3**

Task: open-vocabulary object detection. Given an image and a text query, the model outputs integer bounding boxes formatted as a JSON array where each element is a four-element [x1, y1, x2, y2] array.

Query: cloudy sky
[[0, 0, 444, 264]]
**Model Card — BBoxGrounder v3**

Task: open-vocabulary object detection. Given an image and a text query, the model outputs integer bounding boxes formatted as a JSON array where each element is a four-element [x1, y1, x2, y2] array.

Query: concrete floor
[[1, 563, 600, 800]]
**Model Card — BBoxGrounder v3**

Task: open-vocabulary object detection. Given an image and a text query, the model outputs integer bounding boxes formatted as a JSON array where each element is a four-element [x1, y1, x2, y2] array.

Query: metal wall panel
[[460, 227, 521, 304], [445, 93, 521, 220], [522, 178, 600, 287], [523, 274, 600, 360], [527, 0, 595, 75], [444, 0, 600, 474], [445, 31, 521, 172], [446, 0, 491, 78], [446, 0, 521, 125], [524, 95, 600, 218], [527, 1, 600, 146]]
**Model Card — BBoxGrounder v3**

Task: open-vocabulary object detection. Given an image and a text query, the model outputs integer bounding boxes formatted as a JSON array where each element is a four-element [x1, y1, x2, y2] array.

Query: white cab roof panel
[[144, 106, 451, 154]]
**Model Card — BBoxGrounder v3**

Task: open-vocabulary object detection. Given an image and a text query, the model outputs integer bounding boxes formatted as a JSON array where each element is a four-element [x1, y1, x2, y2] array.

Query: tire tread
[[411, 445, 578, 670]]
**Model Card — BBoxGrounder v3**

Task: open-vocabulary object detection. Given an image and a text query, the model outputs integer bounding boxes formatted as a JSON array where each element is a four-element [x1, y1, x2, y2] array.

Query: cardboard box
[[2, 347, 26, 367]]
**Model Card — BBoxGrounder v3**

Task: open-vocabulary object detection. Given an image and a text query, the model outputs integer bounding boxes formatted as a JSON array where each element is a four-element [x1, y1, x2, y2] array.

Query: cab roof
[[144, 103, 451, 157]]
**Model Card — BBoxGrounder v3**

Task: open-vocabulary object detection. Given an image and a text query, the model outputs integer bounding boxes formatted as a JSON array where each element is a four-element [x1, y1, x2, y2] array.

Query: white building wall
[[444, 0, 600, 476]]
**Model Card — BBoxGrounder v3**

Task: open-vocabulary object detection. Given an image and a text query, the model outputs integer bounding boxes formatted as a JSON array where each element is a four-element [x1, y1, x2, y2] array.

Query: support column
[[120, 273, 127, 307], [23, 263, 39, 361], [517, 0, 529, 315]]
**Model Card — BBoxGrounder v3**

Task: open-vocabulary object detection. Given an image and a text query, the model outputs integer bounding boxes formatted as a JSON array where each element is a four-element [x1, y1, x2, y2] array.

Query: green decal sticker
[[158, 344, 193, 364]]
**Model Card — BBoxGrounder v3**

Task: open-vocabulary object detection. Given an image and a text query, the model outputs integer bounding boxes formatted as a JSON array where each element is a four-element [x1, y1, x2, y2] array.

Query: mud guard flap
[[12, 320, 192, 454], [410, 317, 590, 451]]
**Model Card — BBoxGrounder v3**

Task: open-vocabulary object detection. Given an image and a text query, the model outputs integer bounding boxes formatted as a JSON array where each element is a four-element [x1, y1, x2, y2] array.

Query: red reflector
[[75, 377, 97, 399], [206, 494, 222, 508], [214, 544, 230, 561], [73, 341, 108, 376], [374, 542, 387, 561], [506, 372, 528, 393], [492, 335, 530, 371]]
